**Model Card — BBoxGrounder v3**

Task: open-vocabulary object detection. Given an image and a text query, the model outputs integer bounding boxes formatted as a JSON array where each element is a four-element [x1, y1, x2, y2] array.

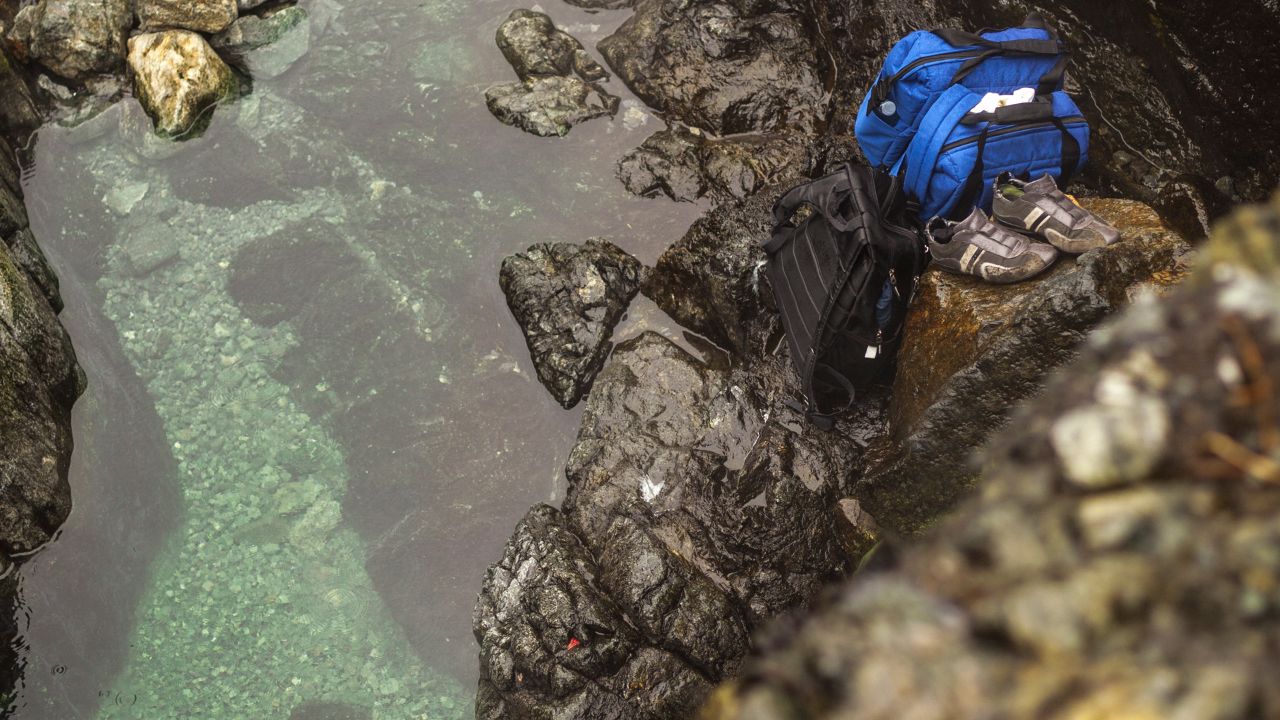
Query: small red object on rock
[[566, 637, 581, 651]]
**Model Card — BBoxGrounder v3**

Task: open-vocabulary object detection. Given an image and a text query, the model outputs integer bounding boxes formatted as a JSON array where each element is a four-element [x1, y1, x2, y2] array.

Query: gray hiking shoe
[[992, 172, 1121, 254], [926, 208, 1058, 284]]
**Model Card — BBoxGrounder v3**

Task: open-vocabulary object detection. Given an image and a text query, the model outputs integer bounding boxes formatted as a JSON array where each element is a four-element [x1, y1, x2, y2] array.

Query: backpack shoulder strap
[[902, 85, 978, 203]]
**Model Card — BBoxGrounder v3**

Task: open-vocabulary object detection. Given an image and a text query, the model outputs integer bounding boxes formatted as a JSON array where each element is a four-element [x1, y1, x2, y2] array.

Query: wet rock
[[136, 0, 237, 34], [618, 127, 803, 203], [0, 228, 82, 559], [700, 192, 1280, 720], [486, 10, 619, 136], [499, 239, 644, 408], [211, 5, 310, 79], [474, 504, 713, 720], [496, 9, 607, 84], [127, 30, 237, 137], [485, 76, 618, 137], [5, 0, 131, 80], [643, 183, 792, 359], [476, 331, 885, 719], [0, 46, 42, 135], [859, 199, 1191, 534], [598, 0, 825, 135]]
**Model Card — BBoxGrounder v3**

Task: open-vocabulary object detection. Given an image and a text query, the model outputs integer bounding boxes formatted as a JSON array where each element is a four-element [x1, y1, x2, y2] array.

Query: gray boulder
[[499, 239, 644, 409], [486, 10, 619, 136], [598, 0, 825, 135], [701, 191, 1280, 720], [618, 127, 803, 203], [485, 75, 618, 138], [5, 0, 131, 80], [859, 199, 1191, 534], [496, 9, 607, 83], [136, 0, 238, 33]]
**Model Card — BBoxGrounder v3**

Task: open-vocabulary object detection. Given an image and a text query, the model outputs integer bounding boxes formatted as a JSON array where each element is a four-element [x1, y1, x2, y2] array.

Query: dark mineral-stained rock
[[700, 192, 1280, 720], [486, 10, 619, 137], [598, 0, 825, 135], [485, 75, 618, 138], [5, 0, 131, 80], [618, 127, 804, 203], [496, 9, 607, 84], [643, 183, 794, 359], [499, 239, 644, 409], [0, 46, 41, 135], [0, 162, 82, 561], [476, 331, 886, 719], [859, 199, 1191, 534], [474, 504, 713, 720]]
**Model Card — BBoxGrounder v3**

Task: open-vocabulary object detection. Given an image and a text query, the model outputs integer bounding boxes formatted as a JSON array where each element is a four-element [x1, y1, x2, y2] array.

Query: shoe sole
[[994, 215, 1106, 255]]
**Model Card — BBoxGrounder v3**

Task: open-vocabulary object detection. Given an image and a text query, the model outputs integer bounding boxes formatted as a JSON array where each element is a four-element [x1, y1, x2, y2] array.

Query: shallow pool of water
[[5, 0, 705, 716]]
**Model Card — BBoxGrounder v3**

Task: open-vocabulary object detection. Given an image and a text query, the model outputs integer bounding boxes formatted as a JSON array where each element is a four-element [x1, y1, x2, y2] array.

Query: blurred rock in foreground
[[700, 192, 1280, 720]]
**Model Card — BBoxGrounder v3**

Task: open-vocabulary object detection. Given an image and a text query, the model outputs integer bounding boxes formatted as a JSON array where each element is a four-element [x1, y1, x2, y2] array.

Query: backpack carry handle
[[932, 13, 1066, 94], [765, 166, 858, 253]]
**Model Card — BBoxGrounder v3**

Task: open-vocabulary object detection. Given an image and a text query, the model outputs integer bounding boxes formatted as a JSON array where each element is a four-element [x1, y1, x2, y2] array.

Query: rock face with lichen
[[499, 239, 645, 409], [858, 199, 1192, 534], [485, 9, 619, 137], [699, 193, 1280, 720], [5, 0, 132, 80], [127, 29, 238, 137]]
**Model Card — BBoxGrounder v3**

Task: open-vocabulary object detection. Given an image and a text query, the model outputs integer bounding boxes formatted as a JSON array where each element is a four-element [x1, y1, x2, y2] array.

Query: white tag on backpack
[[865, 345, 879, 359]]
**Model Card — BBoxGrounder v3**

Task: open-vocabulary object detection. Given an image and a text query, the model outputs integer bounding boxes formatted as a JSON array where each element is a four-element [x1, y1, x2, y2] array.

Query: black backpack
[[762, 163, 928, 429]]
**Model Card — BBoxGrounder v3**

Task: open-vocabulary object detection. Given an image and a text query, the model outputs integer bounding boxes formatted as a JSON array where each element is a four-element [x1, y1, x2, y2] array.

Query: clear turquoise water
[[6, 0, 703, 716]]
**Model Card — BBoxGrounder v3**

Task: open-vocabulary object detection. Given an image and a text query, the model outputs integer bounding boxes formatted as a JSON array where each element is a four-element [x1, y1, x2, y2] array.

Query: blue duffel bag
[[897, 85, 1089, 221], [855, 14, 1067, 171]]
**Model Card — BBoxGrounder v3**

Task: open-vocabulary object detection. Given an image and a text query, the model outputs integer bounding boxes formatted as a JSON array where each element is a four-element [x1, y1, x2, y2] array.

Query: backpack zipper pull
[[889, 269, 901, 298], [866, 329, 884, 360]]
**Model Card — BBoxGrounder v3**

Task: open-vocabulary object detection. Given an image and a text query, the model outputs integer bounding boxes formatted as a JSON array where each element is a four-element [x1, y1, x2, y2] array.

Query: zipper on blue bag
[[939, 116, 1087, 153]]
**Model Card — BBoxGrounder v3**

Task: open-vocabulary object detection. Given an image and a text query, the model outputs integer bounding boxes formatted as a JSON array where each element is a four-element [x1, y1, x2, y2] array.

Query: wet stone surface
[[475, 330, 887, 719], [598, 0, 825, 136], [500, 239, 645, 409], [618, 127, 803, 203], [485, 9, 619, 137]]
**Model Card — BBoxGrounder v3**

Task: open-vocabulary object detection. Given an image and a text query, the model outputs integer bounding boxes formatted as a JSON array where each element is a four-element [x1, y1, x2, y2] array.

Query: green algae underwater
[[6, 0, 705, 716]]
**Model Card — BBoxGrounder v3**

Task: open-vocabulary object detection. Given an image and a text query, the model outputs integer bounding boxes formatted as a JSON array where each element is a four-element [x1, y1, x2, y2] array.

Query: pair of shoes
[[927, 173, 1122, 284], [993, 172, 1121, 253]]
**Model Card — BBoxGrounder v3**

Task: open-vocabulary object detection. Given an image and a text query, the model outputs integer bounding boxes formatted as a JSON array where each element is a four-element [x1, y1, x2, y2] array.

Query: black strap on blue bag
[[931, 28, 1065, 94], [952, 102, 1081, 215]]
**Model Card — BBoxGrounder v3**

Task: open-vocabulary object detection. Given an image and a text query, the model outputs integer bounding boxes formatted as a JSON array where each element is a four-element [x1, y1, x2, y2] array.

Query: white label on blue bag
[[865, 345, 879, 360]]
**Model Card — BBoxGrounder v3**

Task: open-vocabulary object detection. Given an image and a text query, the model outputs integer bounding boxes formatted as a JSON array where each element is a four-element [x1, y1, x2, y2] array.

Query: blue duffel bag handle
[[866, 13, 1067, 114]]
